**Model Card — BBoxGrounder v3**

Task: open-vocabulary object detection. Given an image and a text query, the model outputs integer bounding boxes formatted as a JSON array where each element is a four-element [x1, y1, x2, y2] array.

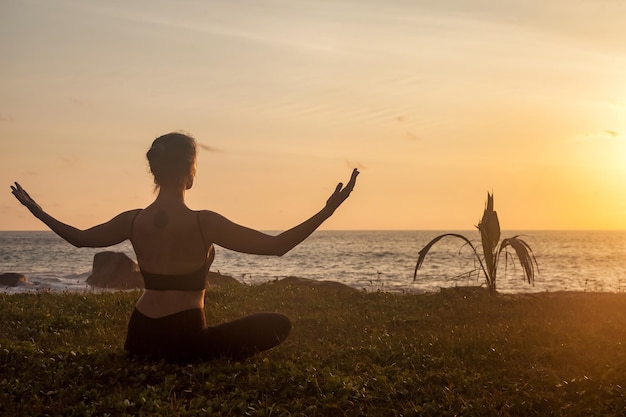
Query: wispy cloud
[[395, 115, 421, 141], [0, 113, 15, 122], [198, 142, 220, 152], [69, 96, 89, 107], [578, 129, 622, 143], [59, 156, 81, 170], [345, 159, 367, 170], [405, 130, 420, 141], [70, 1, 353, 56]]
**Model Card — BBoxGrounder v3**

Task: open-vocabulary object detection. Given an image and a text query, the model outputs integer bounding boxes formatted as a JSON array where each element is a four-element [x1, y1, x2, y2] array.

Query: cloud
[[345, 160, 368, 170], [74, 1, 352, 56], [405, 130, 420, 141], [59, 156, 81, 170], [198, 142, 220, 152], [0, 113, 15, 122], [578, 129, 622, 143], [395, 115, 421, 140], [69, 96, 89, 107]]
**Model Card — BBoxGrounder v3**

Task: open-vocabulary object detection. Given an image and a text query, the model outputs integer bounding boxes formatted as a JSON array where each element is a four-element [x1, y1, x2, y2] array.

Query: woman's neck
[[155, 186, 186, 204]]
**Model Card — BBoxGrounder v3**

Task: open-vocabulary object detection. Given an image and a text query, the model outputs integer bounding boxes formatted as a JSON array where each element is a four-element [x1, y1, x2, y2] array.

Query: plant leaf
[[477, 193, 500, 282], [499, 236, 539, 285], [479, 193, 501, 248], [414, 233, 487, 281]]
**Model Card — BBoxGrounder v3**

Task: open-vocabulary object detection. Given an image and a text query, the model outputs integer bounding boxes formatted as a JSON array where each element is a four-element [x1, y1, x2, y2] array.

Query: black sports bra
[[131, 210, 211, 291], [140, 262, 209, 291]]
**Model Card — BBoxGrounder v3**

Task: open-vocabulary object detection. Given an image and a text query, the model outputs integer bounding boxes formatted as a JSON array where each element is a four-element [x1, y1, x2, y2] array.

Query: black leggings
[[124, 308, 291, 362]]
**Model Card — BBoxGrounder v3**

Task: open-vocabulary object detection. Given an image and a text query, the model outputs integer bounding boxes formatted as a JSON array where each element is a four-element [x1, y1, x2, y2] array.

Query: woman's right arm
[[11, 182, 138, 248], [203, 169, 359, 256]]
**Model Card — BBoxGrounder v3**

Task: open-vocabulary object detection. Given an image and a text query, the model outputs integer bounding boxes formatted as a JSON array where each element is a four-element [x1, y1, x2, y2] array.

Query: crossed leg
[[202, 312, 292, 360]]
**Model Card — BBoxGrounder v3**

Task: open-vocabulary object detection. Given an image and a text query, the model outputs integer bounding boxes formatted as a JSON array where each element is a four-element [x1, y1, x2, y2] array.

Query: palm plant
[[413, 193, 538, 294]]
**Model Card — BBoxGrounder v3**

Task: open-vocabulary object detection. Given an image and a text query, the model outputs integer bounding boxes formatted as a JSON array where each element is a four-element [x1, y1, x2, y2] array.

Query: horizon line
[[2, 228, 626, 233]]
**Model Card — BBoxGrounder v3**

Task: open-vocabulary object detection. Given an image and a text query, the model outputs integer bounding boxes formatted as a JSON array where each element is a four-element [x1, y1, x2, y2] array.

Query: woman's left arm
[[11, 182, 138, 248], [204, 169, 359, 256]]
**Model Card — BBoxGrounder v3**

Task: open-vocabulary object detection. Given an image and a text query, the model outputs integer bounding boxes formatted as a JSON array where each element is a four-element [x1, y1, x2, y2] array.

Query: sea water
[[1, 230, 625, 294]]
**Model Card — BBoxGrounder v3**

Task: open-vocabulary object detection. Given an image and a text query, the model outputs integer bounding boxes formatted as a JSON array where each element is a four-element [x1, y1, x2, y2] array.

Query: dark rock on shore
[[0, 272, 29, 287], [86, 251, 242, 290], [272, 276, 357, 291], [86, 252, 144, 289], [207, 272, 242, 287], [438, 285, 490, 297]]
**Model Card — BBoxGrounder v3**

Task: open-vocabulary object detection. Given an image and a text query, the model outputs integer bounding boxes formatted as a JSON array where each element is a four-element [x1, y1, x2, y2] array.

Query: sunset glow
[[2, 0, 626, 231]]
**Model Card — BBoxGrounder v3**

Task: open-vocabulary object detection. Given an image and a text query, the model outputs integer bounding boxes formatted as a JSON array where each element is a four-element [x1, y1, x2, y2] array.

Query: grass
[[1, 283, 626, 416]]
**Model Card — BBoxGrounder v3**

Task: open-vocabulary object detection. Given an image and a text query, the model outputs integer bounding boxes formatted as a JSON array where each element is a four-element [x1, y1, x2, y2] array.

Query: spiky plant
[[413, 193, 538, 294]]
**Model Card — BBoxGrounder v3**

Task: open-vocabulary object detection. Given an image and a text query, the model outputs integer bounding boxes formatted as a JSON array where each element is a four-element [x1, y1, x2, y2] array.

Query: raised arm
[[11, 182, 138, 248], [203, 169, 359, 256]]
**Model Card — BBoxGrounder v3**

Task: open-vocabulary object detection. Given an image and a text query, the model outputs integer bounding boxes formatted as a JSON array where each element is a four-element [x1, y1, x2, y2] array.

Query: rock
[[273, 276, 357, 291], [439, 286, 490, 297], [86, 252, 144, 289], [0, 272, 28, 287], [207, 271, 242, 287]]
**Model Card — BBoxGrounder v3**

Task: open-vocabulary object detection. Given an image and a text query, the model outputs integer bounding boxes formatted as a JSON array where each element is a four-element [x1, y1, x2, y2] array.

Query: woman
[[11, 132, 359, 362]]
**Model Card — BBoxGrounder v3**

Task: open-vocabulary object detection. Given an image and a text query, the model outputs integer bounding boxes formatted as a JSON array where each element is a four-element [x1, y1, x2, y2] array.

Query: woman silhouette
[[11, 132, 359, 361]]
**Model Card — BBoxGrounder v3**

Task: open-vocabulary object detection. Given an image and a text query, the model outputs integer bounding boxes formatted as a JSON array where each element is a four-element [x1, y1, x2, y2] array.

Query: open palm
[[326, 169, 359, 213], [10, 182, 42, 213]]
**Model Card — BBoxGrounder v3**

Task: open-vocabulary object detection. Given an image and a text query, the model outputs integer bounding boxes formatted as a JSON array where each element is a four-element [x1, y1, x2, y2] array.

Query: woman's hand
[[11, 181, 138, 247], [325, 168, 359, 214], [10, 182, 43, 214]]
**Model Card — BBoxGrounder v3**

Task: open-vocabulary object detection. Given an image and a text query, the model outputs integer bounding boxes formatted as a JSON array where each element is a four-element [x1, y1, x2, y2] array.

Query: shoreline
[[2, 273, 626, 297]]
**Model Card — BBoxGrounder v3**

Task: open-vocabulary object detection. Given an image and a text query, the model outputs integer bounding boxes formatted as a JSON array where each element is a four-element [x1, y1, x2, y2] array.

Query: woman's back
[[131, 203, 212, 275], [131, 200, 213, 318]]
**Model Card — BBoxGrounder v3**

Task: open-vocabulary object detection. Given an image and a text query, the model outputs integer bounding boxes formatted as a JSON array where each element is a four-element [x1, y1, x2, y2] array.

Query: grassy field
[[1, 282, 625, 416]]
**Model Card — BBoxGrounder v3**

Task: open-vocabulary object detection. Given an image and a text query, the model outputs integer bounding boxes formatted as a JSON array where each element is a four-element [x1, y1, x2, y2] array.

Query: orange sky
[[1, 0, 626, 231]]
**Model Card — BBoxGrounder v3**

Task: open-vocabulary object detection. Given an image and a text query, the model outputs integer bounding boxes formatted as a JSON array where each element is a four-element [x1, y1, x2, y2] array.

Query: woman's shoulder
[[196, 210, 232, 228], [196, 209, 221, 221], [109, 208, 142, 222]]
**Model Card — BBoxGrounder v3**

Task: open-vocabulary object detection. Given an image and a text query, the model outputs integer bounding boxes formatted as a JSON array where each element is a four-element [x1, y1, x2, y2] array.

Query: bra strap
[[197, 211, 209, 253], [130, 209, 142, 241]]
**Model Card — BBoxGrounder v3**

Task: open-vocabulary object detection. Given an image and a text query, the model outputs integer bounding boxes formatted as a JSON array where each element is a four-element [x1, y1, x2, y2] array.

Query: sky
[[1, 0, 626, 231]]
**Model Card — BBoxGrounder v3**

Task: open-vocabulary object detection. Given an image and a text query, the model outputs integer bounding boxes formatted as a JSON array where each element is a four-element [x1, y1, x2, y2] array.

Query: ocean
[[1, 230, 625, 294]]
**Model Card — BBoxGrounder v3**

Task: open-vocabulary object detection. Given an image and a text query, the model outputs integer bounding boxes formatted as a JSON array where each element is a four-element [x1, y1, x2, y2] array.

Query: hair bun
[[147, 142, 166, 162], [146, 132, 197, 190]]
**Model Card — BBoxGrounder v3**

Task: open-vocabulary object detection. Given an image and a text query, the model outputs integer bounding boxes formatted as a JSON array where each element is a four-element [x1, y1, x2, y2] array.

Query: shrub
[[414, 193, 538, 293]]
